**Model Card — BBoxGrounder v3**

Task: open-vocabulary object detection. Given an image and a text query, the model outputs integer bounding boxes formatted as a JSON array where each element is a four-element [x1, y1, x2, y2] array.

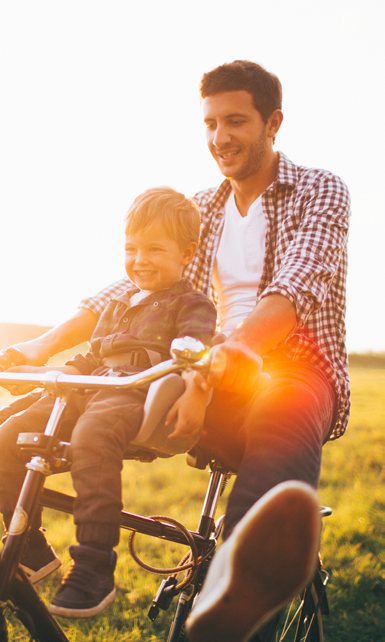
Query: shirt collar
[[116, 278, 192, 306], [267, 152, 298, 190], [205, 151, 298, 211]]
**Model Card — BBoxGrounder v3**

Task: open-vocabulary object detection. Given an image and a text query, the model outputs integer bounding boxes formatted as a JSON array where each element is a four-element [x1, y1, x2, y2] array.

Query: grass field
[[0, 365, 384, 641]]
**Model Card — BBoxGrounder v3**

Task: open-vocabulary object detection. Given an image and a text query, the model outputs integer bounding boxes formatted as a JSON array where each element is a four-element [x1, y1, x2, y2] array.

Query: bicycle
[[0, 337, 330, 642]]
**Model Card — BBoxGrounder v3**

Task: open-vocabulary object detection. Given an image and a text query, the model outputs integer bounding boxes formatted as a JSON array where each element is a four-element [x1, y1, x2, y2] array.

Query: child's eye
[[150, 246, 163, 252]]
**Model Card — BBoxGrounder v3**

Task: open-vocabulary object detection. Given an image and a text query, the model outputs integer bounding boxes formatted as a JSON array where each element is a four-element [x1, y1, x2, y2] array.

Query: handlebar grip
[[0, 347, 27, 371]]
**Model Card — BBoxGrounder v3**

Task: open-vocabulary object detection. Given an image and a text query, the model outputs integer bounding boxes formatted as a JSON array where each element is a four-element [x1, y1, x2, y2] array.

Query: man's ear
[[181, 241, 198, 265], [267, 109, 284, 139]]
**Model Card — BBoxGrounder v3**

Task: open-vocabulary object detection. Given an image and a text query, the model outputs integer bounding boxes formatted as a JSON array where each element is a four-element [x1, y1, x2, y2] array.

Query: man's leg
[[0, 395, 65, 529], [0, 391, 43, 426], [187, 362, 335, 642], [0, 394, 78, 582], [223, 362, 334, 537]]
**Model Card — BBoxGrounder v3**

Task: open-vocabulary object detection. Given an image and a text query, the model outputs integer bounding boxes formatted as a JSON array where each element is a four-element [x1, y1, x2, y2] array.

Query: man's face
[[202, 90, 270, 181]]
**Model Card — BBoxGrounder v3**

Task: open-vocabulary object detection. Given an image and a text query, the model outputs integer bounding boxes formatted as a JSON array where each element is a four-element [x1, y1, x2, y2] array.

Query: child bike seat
[[121, 373, 201, 459]]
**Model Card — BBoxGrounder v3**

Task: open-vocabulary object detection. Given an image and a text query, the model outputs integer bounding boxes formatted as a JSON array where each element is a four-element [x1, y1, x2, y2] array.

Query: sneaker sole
[[20, 551, 62, 584], [186, 481, 321, 642], [48, 588, 116, 618]]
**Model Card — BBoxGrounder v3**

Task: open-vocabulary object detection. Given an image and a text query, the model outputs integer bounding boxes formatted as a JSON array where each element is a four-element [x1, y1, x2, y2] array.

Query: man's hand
[[0, 341, 50, 371], [0, 364, 82, 395], [192, 295, 297, 395], [0, 365, 52, 395], [194, 340, 266, 395], [166, 372, 211, 440]]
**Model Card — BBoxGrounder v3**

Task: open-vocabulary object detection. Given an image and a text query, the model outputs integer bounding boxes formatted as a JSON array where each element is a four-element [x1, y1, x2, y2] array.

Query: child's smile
[[124, 225, 196, 292]]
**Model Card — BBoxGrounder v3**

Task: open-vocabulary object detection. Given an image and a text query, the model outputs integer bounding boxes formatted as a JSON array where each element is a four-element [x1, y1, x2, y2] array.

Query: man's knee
[[244, 370, 333, 444]]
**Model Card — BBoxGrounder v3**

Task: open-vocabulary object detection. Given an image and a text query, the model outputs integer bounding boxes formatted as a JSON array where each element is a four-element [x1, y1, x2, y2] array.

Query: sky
[[0, 0, 384, 353]]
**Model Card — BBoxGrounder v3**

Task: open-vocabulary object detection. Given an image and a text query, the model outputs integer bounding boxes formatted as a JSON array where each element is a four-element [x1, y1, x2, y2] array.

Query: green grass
[[1, 367, 384, 641], [318, 368, 385, 642]]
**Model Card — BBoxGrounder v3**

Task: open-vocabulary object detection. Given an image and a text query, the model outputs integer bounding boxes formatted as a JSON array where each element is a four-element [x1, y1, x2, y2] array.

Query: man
[[0, 61, 350, 641]]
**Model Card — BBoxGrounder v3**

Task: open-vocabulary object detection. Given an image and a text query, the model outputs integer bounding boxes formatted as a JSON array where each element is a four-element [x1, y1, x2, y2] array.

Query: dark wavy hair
[[200, 60, 282, 123]]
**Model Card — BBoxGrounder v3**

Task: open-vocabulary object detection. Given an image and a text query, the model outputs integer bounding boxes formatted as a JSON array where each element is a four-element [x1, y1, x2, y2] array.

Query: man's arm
[[230, 294, 296, 355], [0, 308, 98, 368], [204, 294, 296, 393], [203, 172, 350, 395], [0, 277, 132, 370]]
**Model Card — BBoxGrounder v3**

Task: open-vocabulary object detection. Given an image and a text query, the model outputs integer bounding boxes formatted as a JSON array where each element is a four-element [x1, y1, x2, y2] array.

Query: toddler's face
[[124, 225, 195, 292]]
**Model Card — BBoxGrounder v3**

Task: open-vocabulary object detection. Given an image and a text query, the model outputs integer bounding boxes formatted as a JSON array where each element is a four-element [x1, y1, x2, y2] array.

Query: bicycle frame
[[0, 337, 331, 642], [0, 338, 230, 642]]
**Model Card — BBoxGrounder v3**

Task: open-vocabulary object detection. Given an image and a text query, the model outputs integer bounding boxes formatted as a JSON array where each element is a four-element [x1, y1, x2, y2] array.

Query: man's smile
[[218, 150, 240, 160]]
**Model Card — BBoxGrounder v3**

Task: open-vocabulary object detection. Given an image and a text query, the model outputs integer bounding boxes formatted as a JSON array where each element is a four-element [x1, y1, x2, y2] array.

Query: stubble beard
[[217, 128, 269, 182]]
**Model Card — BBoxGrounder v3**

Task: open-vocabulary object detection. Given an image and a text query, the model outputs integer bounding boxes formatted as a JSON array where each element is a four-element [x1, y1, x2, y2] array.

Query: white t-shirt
[[212, 191, 266, 335]]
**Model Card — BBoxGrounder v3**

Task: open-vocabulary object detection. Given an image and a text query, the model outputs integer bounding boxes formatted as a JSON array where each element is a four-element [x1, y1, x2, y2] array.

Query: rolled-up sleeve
[[65, 351, 100, 375], [260, 174, 350, 329]]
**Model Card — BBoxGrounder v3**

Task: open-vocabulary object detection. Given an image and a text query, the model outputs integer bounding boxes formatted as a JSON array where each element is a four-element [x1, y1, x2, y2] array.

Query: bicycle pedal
[[148, 576, 178, 621]]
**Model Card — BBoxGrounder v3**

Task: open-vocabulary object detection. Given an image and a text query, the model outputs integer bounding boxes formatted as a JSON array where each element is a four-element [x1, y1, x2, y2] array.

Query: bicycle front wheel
[[252, 584, 323, 642]]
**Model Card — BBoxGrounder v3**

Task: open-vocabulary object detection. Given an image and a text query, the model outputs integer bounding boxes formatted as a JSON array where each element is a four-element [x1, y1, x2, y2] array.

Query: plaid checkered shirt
[[80, 153, 351, 439]]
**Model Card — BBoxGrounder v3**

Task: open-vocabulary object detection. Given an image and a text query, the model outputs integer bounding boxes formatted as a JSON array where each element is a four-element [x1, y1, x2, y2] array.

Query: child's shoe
[[49, 544, 117, 618]]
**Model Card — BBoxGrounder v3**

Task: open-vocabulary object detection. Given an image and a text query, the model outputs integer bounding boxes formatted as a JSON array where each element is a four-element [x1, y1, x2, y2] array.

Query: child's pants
[[0, 386, 146, 547]]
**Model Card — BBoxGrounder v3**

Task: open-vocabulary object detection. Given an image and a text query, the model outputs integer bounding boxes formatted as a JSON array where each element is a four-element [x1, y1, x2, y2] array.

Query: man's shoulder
[[192, 186, 219, 206], [192, 180, 231, 209], [277, 152, 350, 198]]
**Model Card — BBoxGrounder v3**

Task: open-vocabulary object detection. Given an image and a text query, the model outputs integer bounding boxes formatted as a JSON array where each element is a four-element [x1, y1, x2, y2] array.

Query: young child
[[0, 187, 217, 618]]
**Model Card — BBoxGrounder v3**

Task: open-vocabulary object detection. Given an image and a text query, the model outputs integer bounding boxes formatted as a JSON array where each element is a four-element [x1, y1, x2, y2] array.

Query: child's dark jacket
[[67, 279, 217, 375]]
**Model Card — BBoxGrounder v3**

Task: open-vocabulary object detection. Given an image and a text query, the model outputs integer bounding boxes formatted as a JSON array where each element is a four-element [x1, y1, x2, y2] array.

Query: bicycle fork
[[165, 468, 229, 642]]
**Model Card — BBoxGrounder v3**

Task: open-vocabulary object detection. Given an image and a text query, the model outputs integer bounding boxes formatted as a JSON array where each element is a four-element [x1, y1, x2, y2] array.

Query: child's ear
[[181, 241, 198, 265]]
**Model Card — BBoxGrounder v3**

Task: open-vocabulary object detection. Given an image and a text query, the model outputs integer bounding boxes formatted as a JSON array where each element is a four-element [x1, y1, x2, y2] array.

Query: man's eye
[[205, 122, 216, 131], [230, 120, 244, 126]]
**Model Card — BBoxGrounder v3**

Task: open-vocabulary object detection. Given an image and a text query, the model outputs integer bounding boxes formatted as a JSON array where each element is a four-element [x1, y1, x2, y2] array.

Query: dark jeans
[[0, 387, 146, 547], [198, 360, 335, 539]]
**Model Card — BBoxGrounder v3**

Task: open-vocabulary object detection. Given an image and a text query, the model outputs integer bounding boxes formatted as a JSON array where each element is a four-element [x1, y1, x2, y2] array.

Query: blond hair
[[125, 187, 200, 249]]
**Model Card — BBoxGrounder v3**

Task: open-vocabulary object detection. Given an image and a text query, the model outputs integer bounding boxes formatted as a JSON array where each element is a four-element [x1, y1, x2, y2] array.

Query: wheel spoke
[[279, 598, 304, 640]]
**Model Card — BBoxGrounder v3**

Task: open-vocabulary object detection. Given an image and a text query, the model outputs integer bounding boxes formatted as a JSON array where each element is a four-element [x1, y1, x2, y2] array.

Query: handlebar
[[0, 337, 210, 396]]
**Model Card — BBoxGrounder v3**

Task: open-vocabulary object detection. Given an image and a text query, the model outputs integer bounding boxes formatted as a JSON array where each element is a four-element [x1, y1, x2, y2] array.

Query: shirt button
[[153, 302, 159, 307], [122, 318, 128, 323], [106, 335, 112, 339]]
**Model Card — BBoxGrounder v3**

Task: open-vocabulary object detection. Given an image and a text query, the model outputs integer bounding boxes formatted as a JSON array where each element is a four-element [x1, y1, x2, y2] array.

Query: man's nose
[[213, 124, 231, 147]]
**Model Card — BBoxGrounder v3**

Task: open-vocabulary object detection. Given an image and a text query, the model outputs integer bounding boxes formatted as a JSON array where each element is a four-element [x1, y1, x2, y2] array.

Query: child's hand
[[166, 372, 212, 441]]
